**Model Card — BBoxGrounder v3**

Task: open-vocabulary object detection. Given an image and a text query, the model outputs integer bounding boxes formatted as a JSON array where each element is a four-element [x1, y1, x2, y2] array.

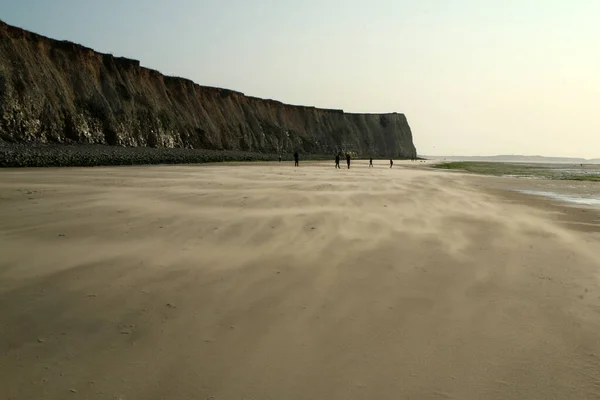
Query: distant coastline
[[422, 155, 600, 164]]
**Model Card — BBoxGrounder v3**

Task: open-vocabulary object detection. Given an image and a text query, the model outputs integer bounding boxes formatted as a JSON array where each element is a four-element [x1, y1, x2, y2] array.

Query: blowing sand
[[1, 161, 600, 400]]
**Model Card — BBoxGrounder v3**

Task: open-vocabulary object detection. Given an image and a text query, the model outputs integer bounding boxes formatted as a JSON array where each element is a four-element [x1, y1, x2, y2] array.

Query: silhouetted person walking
[[294, 152, 299, 167], [390, 159, 394, 168], [335, 154, 340, 169], [279, 155, 282, 162], [369, 158, 373, 167], [346, 153, 351, 169]]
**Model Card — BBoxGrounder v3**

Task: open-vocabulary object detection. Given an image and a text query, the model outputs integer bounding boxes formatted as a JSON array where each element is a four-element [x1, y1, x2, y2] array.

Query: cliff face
[[0, 20, 417, 158]]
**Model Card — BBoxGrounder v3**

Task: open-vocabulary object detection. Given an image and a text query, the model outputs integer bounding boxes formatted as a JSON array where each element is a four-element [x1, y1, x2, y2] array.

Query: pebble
[[0, 142, 294, 168]]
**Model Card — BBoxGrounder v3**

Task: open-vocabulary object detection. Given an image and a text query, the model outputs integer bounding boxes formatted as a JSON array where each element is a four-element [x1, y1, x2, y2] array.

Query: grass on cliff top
[[433, 161, 600, 182]]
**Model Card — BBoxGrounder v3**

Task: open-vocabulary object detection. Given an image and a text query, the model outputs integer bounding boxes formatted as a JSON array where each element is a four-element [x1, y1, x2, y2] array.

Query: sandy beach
[[1, 160, 600, 400]]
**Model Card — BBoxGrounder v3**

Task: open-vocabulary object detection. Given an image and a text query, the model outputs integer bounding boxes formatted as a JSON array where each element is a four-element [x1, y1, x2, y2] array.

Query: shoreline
[[485, 186, 600, 233]]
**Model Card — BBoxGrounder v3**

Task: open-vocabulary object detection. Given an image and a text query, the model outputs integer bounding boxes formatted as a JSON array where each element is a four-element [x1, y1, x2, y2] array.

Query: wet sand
[[1, 161, 600, 399]]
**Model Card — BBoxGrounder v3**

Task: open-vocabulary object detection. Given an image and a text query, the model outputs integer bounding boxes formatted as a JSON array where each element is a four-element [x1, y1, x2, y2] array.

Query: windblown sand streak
[[1, 161, 599, 399]]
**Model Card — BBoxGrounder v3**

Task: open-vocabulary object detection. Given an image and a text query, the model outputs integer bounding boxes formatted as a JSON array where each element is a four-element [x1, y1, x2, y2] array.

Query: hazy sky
[[2, 0, 599, 157]]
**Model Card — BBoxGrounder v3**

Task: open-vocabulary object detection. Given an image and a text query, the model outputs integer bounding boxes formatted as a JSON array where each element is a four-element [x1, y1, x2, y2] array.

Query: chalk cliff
[[0, 20, 417, 158]]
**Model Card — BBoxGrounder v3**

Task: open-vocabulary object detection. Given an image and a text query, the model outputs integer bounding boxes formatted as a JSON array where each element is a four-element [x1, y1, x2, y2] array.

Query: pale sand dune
[[1, 161, 600, 399]]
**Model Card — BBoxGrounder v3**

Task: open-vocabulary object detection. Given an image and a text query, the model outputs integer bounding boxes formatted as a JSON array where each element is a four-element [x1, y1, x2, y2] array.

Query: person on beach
[[294, 152, 299, 167], [279, 155, 282, 162], [346, 153, 351, 169], [335, 153, 340, 169], [369, 158, 373, 167], [390, 159, 394, 168]]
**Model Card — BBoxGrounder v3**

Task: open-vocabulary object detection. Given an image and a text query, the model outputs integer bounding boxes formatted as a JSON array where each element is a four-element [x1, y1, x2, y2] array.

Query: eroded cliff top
[[0, 19, 404, 117]]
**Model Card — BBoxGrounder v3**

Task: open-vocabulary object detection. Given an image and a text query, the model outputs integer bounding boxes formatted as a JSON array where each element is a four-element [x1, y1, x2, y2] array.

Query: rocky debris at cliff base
[[0, 142, 326, 168]]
